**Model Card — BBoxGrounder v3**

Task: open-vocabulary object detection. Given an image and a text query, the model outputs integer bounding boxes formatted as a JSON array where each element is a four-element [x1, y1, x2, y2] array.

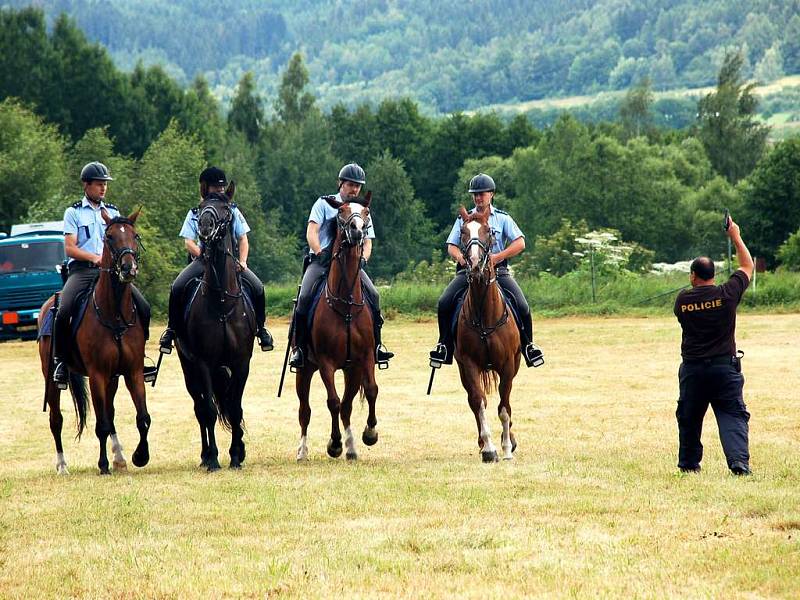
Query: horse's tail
[[479, 369, 498, 398], [68, 373, 89, 439], [212, 366, 242, 432]]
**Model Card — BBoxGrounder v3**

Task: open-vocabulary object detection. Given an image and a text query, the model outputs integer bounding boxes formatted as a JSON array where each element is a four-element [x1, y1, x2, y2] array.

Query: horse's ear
[[128, 206, 142, 223], [458, 206, 469, 221], [199, 181, 209, 200], [324, 195, 342, 209], [101, 208, 112, 224], [363, 191, 372, 208], [226, 180, 235, 200]]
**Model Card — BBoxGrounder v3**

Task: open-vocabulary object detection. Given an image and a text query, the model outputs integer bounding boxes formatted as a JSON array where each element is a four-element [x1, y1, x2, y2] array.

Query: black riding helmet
[[80, 161, 114, 182], [338, 163, 366, 185], [199, 166, 227, 187], [468, 173, 495, 193]]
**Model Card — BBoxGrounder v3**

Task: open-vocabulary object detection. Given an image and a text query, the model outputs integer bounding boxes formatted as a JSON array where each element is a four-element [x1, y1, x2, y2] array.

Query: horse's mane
[[202, 191, 230, 205], [107, 216, 136, 227]]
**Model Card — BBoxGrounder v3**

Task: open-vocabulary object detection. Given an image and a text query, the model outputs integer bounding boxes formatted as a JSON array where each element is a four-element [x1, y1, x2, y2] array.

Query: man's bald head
[[690, 256, 715, 281]]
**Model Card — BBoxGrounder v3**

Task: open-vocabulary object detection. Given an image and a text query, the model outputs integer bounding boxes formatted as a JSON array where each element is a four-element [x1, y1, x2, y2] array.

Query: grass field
[[1, 314, 799, 598]]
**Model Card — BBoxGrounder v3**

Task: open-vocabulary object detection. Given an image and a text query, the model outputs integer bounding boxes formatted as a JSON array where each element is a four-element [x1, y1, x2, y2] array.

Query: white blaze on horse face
[[349, 204, 366, 231], [119, 226, 125, 233], [466, 221, 482, 264]]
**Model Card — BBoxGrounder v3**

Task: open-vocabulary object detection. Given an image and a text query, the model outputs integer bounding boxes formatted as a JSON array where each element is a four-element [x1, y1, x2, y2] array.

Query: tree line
[[1, 7, 799, 314]]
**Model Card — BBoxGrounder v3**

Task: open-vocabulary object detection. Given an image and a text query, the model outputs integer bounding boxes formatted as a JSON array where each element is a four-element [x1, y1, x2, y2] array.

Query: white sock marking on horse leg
[[297, 435, 308, 461], [499, 407, 513, 460], [110, 433, 127, 467], [478, 403, 496, 455], [56, 452, 69, 475], [344, 426, 357, 458]]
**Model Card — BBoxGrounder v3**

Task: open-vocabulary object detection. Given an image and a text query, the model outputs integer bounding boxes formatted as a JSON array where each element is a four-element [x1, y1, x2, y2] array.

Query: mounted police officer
[[429, 173, 543, 368], [674, 214, 754, 476], [52, 161, 155, 385], [288, 163, 394, 369], [158, 167, 273, 352]]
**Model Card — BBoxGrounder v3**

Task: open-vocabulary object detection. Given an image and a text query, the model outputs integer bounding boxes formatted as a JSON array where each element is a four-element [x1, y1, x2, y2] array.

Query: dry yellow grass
[[1, 314, 799, 598]]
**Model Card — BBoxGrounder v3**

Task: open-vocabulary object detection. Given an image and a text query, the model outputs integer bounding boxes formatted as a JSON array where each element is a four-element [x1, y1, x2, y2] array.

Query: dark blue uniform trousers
[[676, 361, 750, 470]]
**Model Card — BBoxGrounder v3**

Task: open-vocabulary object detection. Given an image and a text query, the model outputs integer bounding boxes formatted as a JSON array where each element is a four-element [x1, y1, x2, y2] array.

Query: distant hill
[[3, 0, 799, 113]]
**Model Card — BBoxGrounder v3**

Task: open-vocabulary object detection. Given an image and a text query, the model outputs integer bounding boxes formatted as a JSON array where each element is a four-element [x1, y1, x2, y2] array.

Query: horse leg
[[40, 335, 69, 475], [123, 371, 151, 468], [199, 366, 220, 472], [341, 368, 362, 460], [296, 366, 315, 461], [89, 374, 113, 475], [498, 374, 515, 460], [227, 367, 248, 469], [104, 376, 128, 471], [457, 361, 498, 463], [361, 368, 379, 447], [319, 364, 343, 458]]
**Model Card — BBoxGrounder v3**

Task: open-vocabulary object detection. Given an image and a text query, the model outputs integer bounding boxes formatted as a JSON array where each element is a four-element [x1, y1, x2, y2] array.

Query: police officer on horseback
[[288, 163, 394, 369], [52, 161, 155, 385], [429, 173, 543, 368], [158, 167, 273, 352]]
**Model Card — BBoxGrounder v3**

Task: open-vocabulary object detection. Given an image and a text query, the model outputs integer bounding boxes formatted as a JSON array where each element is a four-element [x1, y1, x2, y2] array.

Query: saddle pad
[[37, 287, 92, 339], [305, 276, 327, 330], [450, 286, 522, 338]]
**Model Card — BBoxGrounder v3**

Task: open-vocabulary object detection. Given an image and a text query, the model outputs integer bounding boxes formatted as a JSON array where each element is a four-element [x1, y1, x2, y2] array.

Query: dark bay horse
[[455, 207, 521, 462], [176, 186, 255, 471], [295, 194, 379, 461], [38, 209, 151, 475]]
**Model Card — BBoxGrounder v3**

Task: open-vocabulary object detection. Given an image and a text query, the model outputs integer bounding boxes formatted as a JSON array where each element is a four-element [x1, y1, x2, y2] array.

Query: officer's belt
[[68, 261, 99, 273], [682, 354, 735, 366]]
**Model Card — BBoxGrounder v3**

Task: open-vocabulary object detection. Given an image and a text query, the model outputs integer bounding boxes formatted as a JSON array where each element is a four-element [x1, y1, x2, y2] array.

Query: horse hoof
[[362, 428, 378, 446], [346, 452, 358, 461], [132, 448, 149, 468], [511, 434, 517, 453], [327, 440, 343, 458], [99, 467, 112, 475], [229, 462, 242, 470], [113, 460, 128, 471], [207, 464, 221, 473], [56, 465, 69, 476], [206, 458, 221, 472], [481, 450, 499, 463]]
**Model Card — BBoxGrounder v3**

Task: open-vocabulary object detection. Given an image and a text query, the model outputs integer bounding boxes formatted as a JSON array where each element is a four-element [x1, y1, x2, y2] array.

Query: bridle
[[461, 225, 495, 285], [336, 205, 372, 247], [94, 217, 141, 340], [198, 200, 243, 307], [101, 217, 142, 281]]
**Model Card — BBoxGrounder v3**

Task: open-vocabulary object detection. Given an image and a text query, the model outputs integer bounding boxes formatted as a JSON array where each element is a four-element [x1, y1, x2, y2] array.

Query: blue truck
[[0, 221, 65, 340]]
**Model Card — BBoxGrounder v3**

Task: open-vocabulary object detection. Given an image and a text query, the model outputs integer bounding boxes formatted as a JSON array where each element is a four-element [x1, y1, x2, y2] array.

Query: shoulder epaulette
[[190, 206, 200, 215], [103, 203, 118, 211], [494, 208, 509, 215], [71, 201, 82, 209], [321, 195, 337, 202], [229, 202, 238, 209]]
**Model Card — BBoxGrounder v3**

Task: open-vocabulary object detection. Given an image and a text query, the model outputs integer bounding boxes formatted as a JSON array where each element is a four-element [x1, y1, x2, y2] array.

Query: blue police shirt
[[308, 193, 375, 253], [179, 205, 250, 241], [62, 197, 120, 264], [446, 205, 524, 254]]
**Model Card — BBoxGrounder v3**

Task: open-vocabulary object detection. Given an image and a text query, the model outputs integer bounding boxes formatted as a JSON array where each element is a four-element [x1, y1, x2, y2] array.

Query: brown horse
[[295, 194, 379, 461], [38, 209, 151, 475], [176, 188, 255, 471], [455, 206, 521, 462]]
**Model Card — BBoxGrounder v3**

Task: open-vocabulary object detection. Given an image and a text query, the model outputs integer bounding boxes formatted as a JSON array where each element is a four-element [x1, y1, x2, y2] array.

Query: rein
[[198, 203, 244, 321], [94, 219, 140, 342]]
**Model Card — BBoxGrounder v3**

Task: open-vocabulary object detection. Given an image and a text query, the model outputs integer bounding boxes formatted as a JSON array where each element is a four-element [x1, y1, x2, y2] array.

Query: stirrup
[[143, 356, 158, 383], [376, 345, 392, 370], [258, 328, 274, 352], [159, 328, 174, 355], [53, 361, 69, 390], [429, 343, 450, 368], [523, 343, 544, 368]]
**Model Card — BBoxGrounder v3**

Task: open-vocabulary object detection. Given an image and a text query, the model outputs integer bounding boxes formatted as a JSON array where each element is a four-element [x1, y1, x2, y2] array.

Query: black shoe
[[53, 360, 69, 390], [679, 466, 701, 473], [257, 327, 274, 352], [376, 344, 394, 366], [429, 343, 452, 367], [289, 347, 304, 370], [159, 328, 175, 354], [730, 461, 752, 476], [523, 342, 544, 368]]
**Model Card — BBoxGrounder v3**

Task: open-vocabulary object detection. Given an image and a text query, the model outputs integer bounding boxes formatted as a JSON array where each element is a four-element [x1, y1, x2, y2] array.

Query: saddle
[[450, 285, 522, 341], [181, 275, 255, 330], [37, 285, 94, 340]]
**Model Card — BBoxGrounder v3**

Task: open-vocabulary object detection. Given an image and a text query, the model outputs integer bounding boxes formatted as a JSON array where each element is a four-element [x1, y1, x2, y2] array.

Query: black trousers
[[676, 360, 750, 470], [436, 267, 532, 348], [54, 265, 151, 358], [166, 259, 266, 331]]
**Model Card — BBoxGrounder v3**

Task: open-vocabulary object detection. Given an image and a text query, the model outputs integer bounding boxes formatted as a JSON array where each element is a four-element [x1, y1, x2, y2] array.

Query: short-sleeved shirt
[[62, 197, 120, 264], [446, 205, 524, 254], [308, 193, 375, 253], [674, 270, 750, 359], [179, 204, 250, 241]]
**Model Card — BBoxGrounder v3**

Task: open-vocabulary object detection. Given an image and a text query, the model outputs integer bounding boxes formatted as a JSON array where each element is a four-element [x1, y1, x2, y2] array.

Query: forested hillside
[[2, 0, 799, 113]]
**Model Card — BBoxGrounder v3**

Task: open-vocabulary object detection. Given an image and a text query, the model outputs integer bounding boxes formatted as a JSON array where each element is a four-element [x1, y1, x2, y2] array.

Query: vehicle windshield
[[0, 241, 64, 273]]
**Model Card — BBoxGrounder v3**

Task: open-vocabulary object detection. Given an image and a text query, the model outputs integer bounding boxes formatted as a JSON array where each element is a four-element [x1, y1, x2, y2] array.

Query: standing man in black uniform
[[674, 214, 754, 475]]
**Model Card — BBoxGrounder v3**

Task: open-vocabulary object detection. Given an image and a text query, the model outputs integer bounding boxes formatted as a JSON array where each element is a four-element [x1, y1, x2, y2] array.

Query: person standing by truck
[[51, 162, 155, 385]]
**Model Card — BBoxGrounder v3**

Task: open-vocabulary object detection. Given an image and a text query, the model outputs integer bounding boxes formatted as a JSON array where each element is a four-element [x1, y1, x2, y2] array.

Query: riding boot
[[429, 307, 454, 366], [52, 313, 70, 389], [373, 312, 394, 364], [289, 315, 308, 369], [519, 312, 544, 368], [251, 287, 273, 351], [159, 287, 181, 354]]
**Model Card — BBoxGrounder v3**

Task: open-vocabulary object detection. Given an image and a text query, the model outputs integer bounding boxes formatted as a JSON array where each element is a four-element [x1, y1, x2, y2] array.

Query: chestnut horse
[[176, 188, 255, 471], [455, 206, 521, 462], [295, 194, 379, 461], [38, 209, 151, 475]]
